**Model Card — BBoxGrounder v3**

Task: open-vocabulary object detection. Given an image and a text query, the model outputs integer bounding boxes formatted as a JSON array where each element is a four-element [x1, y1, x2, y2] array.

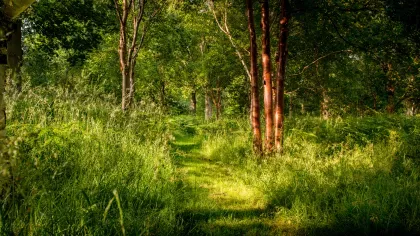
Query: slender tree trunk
[[0, 64, 6, 138], [246, 0, 262, 155], [382, 63, 395, 114], [288, 94, 293, 118], [190, 91, 197, 114], [117, 9, 130, 110], [386, 81, 395, 113], [321, 88, 330, 120], [261, 0, 273, 153], [160, 80, 166, 108], [215, 87, 222, 120], [274, 0, 290, 153], [114, 0, 151, 111], [205, 89, 213, 121], [372, 92, 377, 110]]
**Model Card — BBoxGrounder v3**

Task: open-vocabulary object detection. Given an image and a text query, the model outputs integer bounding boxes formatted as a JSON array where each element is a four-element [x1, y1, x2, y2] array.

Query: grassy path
[[171, 127, 281, 235]]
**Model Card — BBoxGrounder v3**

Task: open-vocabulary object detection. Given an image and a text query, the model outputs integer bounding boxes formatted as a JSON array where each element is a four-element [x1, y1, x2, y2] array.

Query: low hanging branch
[[289, 49, 352, 77]]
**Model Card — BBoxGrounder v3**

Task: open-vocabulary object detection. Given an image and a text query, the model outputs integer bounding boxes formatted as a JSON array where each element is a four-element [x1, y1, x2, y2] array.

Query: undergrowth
[[1, 88, 177, 235], [1, 87, 419, 235], [198, 115, 420, 235]]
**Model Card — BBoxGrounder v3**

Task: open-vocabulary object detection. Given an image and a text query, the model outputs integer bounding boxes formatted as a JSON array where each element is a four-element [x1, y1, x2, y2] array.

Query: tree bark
[[160, 80, 166, 108], [288, 94, 293, 118], [210, 85, 222, 120], [7, 21, 22, 93], [116, 0, 130, 110], [382, 63, 395, 114], [274, 0, 290, 153], [261, 0, 273, 153], [321, 88, 330, 120], [246, 0, 262, 155], [0, 64, 6, 138], [114, 0, 152, 111], [190, 91, 197, 114], [205, 89, 213, 121]]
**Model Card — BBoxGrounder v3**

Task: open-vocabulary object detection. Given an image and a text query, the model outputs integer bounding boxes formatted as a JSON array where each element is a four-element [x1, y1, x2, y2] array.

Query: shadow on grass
[[177, 208, 276, 235]]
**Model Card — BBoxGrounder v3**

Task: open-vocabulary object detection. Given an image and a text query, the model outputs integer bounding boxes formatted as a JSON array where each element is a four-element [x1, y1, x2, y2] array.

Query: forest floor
[[171, 125, 286, 235]]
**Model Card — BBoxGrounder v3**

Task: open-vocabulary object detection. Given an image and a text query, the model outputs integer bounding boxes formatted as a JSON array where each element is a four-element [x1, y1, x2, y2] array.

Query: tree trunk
[[190, 91, 197, 114], [118, 15, 130, 110], [288, 94, 293, 118], [205, 89, 213, 121], [0, 64, 6, 138], [160, 80, 166, 108], [7, 21, 22, 93], [274, 0, 290, 153], [386, 81, 395, 114], [215, 87, 222, 120], [372, 92, 377, 110], [114, 0, 150, 111], [246, 0, 262, 155], [261, 0, 273, 153], [321, 88, 330, 120], [382, 63, 395, 114]]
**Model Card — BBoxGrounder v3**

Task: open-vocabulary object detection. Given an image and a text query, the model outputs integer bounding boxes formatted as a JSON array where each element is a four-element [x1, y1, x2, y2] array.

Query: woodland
[[0, 0, 419, 235]]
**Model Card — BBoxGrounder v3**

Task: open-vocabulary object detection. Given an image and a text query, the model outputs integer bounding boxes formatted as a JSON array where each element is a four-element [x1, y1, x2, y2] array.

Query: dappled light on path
[[171, 130, 289, 235]]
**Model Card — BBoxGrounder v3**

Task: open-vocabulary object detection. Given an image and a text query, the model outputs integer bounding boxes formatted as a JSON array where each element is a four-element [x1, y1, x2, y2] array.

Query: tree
[[113, 0, 162, 110], [261, 0, 273, 153], [26, 0, 114, 65], [246, 0, 262, 155], [274, 0, 290, 153]]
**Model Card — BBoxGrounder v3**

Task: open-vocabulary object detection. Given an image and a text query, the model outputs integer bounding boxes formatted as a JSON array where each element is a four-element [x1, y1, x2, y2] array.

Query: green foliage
[[24, 0, 117, 65], [1, 88, 176, 235], [196, 115, 420, 234]]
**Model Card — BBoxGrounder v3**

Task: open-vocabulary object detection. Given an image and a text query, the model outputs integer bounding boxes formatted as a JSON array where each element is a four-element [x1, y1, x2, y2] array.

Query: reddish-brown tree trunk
[[274, 0, 290, 153], [261, 0, 273, 153], [246, 0, 262, 155], [382, 63, 396, 114], [190, 91, 197, 114], [116, 0, 130, 110], [114, 0, 150, 111]]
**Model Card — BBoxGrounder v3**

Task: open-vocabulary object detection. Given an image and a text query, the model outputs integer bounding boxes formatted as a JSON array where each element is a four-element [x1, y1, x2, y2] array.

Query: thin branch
[[207, 0, 251, 81], [113, 0, 123, 25], [289, 50, 352, 77]]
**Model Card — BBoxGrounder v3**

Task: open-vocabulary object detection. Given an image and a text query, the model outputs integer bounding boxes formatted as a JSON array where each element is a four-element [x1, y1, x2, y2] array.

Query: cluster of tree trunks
[[114, 0, 161, 111], [246, 0, 290, 155], [203, 87, 223, 121], [114, 0, 146, 110]]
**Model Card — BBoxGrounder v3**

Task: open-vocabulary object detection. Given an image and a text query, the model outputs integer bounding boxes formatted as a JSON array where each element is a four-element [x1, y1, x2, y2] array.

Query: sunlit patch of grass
[[194, 115, 420, 235]]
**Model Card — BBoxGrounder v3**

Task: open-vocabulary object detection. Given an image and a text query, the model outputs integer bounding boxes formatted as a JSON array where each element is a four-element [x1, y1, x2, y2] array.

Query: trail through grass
[[171, 124, 281, 235]]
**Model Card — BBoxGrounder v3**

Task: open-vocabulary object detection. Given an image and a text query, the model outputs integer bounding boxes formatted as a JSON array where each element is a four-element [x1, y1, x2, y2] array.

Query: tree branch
[[289, 50, 352, 77]]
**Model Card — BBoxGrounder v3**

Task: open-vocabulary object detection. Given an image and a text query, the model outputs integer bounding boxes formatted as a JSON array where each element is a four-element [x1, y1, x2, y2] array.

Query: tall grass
[[199, 115, 420, 234], [2, 85, 419, 235], [1, 87, 177, 235]]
